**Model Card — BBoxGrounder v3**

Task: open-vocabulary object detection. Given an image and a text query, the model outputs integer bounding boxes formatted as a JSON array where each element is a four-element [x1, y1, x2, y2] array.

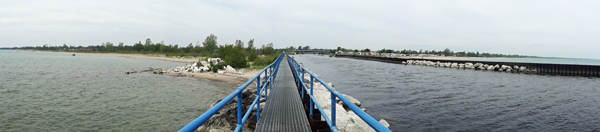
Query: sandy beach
[[18, 50, 266, 84]]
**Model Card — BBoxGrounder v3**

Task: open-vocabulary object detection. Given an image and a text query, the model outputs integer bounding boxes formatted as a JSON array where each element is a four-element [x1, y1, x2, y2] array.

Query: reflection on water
[[294, 54, 600, 132], [0, 51, 238, 131]]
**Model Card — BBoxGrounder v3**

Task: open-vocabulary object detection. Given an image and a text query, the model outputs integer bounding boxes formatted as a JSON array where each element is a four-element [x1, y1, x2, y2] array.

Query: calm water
[[0, 50, 238, 131], [294, 54, 600, 132]]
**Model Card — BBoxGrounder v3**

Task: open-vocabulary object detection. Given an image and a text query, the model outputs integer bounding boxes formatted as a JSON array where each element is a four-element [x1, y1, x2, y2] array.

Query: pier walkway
[[178, 54, 391, 132], [254, 57, 311, 131]]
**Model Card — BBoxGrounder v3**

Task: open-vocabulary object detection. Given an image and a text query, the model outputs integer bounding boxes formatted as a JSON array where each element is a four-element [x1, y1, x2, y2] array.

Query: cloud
[[1, 0, 599, 59]]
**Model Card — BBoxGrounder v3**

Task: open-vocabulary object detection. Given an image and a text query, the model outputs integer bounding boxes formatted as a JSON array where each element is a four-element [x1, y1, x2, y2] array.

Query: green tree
[[235, 40, 244, 49], [185, 43, 193, 53], [362, 48, 370, 52], [247, 39, 255, 52], [117, 42, 124, 51], [203, 34, 218, 53], [261, 43, 275, 55]]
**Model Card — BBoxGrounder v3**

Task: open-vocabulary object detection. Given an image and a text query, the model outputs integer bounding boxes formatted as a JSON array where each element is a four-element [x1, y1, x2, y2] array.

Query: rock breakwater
[[402, 59, 536, 73]]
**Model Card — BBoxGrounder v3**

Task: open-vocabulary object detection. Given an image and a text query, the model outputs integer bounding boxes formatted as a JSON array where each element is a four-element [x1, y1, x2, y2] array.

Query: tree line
[[7, 34, 278, 68]]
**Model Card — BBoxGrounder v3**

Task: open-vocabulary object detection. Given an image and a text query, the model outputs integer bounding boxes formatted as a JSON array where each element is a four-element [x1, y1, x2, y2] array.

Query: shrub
[[252, 55, 277, 67], [218, 44, 248, 68], [248, 51, 258, 62], [211, 61, 227, 73]]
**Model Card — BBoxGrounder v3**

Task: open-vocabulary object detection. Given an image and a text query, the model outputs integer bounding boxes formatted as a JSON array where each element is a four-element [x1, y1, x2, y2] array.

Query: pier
[[178, 54, 391, 132], [336, 54, 600, 77]]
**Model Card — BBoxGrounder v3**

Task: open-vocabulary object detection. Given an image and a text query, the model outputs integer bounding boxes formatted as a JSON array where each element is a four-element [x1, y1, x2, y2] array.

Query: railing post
[[310, 76, 314, 116], [295, 62, 300, 88], [301, 69, 305, 98], [237, 92, 242, 126], [270, 66, 273, 90], [331, 93, 336, 128], [265, 67, 269, 100], [257, 76, 261, 122]]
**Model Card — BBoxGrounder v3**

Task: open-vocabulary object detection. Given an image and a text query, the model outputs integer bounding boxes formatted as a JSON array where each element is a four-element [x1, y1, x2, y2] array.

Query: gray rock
[[519, 66, 527, 71], [379, 119, 390, 129], [450, 63, 459, 68], [337, 94, 361, 107], [501, 65, 510, 70], [196, 114, 235, 132], [487, 65, 495, 71], [209, 129, 233, 132]]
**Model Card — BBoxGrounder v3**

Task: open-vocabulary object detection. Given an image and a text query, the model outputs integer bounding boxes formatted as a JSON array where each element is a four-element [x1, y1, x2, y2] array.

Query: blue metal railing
[[179, 54, 284, 132], [287, 54, 392, 132]]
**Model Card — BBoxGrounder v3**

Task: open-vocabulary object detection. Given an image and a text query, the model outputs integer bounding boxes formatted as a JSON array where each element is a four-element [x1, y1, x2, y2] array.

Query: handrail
[[178, 54, 284, 132], [287, 54, 392, 132]]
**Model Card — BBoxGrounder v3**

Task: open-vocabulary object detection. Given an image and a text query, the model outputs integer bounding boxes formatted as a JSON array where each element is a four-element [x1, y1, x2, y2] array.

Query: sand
[[18, 50, 268, 85]]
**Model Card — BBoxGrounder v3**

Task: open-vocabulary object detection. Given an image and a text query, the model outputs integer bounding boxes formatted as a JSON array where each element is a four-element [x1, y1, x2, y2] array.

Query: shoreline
[[17, 50, 198, 63], [17, 50, 263, 84]]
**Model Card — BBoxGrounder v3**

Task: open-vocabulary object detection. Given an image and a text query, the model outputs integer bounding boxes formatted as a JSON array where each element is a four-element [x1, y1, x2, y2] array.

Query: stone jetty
[[128, 58, 244, 75], [402, 59, 535, 73], [336, 54, 600, 77]]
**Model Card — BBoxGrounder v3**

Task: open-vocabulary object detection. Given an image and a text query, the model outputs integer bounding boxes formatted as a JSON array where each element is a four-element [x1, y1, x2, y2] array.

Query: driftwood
[[126, 67, 159, 74]]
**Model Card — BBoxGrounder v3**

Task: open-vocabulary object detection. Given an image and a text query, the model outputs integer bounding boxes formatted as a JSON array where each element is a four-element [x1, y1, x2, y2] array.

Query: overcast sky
[[1, 0, 599, 59]]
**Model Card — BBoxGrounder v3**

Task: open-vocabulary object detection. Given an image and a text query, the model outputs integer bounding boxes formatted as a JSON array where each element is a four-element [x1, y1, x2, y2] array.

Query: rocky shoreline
[[195, 86, 265, 132], [402, 59, 536, 73], [297, 66, 390, 132]]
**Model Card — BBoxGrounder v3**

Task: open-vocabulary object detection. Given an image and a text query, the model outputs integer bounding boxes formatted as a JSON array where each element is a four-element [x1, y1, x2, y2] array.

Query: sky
[[1, 0, 600, 59]]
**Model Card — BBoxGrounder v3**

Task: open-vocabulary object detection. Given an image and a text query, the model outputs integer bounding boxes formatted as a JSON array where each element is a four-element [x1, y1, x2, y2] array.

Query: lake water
[[293, 54, 600, 132], [0, 50, 238, 131]]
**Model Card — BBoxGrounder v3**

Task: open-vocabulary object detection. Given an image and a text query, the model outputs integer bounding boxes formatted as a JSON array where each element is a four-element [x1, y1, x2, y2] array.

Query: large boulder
[[458, 64, 465, 69], [487, 65, 495, 71], [514, 65, 520, 69], [195, 113, 235, 131], [501, 65, 510, 70], [465, 63, 473, 67], [337, 94, 362, 107], [379, 119, 390, 129], [224, 65, 236, 73], [450, 63, 459, 68], [519, 66, 527, 71]]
